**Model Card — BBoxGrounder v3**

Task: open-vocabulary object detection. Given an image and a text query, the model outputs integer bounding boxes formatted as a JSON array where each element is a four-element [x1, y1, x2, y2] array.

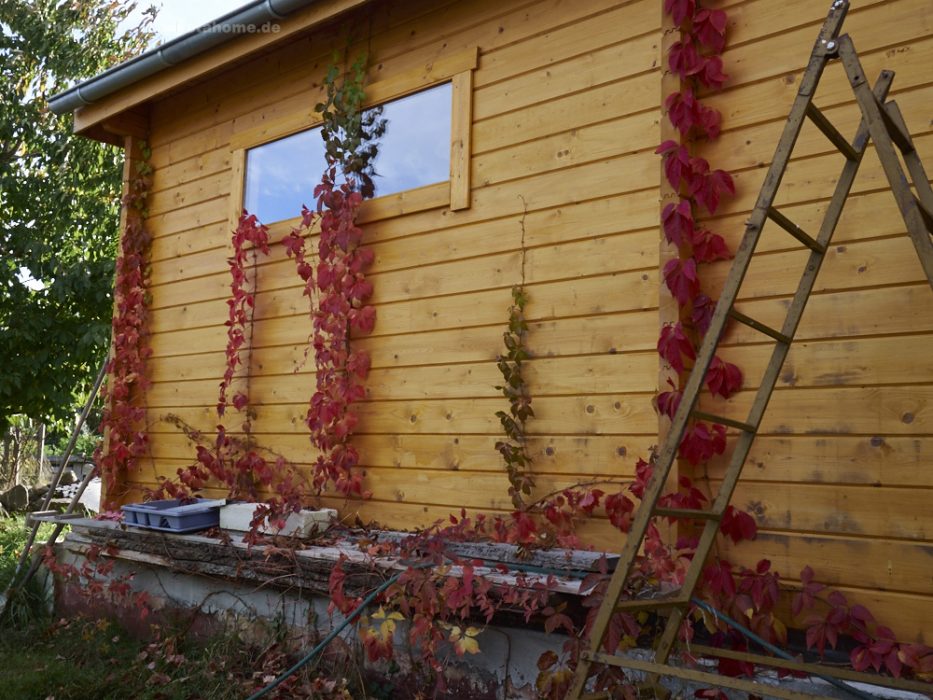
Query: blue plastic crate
[[122, 498, 225, 533]]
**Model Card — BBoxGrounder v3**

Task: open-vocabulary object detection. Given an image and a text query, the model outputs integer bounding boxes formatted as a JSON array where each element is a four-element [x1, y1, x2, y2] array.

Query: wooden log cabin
[[50, 0, 932, 643]]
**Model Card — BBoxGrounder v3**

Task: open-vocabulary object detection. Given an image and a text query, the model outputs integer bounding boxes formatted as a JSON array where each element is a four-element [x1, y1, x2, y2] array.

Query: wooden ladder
[[567, 1, 933, 698]]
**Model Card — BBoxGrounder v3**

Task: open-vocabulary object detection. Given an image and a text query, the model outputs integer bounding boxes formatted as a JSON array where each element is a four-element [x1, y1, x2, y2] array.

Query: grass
[[0, 515, 58, 626], [0, 515, 363, 699], [0, 615, 268, 700], [0, 516, 237, 699], [0, 614, 362, 700]]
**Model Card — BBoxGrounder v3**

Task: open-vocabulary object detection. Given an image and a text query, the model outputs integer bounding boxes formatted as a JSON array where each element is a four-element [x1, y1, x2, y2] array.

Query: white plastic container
[[219, 502, 336, 537]]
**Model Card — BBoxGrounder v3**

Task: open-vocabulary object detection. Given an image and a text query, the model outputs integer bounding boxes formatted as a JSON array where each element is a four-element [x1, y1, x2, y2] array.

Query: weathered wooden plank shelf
[[56, 519, 604, 598]]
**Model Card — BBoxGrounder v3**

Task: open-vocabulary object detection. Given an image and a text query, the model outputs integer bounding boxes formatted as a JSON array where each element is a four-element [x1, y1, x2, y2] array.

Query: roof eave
[[49, 0, 367, 137]]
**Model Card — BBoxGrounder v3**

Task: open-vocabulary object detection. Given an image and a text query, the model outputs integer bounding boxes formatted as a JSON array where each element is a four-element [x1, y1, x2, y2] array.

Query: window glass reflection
[[243, 82, 452, 224]]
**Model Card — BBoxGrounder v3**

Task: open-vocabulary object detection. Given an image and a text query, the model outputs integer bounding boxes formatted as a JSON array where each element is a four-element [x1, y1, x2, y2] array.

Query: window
[[229, 47, 477, 230], [243, 83, 453, 224]]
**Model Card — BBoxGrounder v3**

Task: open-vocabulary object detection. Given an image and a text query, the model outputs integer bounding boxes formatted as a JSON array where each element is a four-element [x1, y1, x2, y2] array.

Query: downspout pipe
[[48, 0, 325, 116]]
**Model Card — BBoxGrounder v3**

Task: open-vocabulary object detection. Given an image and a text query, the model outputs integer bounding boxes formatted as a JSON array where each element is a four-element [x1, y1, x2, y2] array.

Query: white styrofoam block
[[219, 502, 336, 537]]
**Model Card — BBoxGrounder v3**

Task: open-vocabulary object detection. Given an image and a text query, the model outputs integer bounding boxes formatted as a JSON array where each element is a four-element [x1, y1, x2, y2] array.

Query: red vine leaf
[[693, 9, 728, 53], [661, 199, 695, 249], [679, 421, 727, 465], [666, 89, 722, 140], [630, 458, 653, 499], [691, 228, 732, 262], [232, 392, 249, 412], [656, 141, 693, 190], [720, 505, 758, 543], [663, 257, 700, 306], [703, 559, 736, 598], [697, 104, 723, 140], [349, 305, 377, 335], [688, 160, 735, 214], [605, 491, 635, 532], [657, 379, 682, 420], [669, 36, 701, 80], [691, 293, 716, 336], [705, 355, 743, 398], [664, 0, 696, 26], [695, 54, 729, 90], [665, 89, 700, 137], [657, 322, 696, 373]]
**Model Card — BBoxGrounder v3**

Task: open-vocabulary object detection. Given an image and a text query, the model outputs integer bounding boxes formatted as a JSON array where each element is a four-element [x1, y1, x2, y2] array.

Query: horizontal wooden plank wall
[[690, 0, 932, 641], [137, 0, 663, 557], [120, 0, 931, 641]]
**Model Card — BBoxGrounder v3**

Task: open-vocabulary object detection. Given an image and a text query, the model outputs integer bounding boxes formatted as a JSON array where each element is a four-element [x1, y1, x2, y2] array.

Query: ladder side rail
[[883, 101, 933, 233], [566, 3, 851, 698], [600, 0, 849, 649], [596, 0, 850, 616], [645, 68, 895, 682], [838, 36, 933, 286]]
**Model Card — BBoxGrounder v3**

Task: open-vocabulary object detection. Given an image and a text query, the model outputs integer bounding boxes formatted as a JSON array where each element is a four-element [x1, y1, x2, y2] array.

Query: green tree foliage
[[0, 0, 154, 427]]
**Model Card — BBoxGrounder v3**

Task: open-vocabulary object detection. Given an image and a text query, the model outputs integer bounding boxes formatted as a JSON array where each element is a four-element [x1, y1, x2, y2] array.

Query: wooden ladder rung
[[767, 207, 826, 253], [691, 410, 757, 433], [615, 595, 690, 612], [728, 309, 791, 344], [584, 651, 838, 700], [654, 506, 722, 521], [805, 102, 859, 161]]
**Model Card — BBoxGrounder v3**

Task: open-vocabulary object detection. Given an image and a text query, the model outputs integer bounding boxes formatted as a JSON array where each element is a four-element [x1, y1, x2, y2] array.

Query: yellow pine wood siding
[[115, 0, 930, 640], [693, 0, 933, 641], [138, 0, 662, 546]]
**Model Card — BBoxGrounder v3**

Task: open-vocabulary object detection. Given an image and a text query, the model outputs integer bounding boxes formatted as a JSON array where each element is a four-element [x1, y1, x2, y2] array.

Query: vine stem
[[517, 194, 528, 287], [243, 241, 260, 449], [524, 478, 628, 512]]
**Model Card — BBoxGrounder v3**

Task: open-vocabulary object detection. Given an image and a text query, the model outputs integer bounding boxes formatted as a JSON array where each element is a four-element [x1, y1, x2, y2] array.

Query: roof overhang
[[49, 0, 368, 139]]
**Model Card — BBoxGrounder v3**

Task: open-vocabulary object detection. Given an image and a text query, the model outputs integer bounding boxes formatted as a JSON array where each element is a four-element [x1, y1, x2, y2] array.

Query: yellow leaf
[[456, 635, 480, 655], [447, 625, 481, 655], [771, 616, 788, 645]]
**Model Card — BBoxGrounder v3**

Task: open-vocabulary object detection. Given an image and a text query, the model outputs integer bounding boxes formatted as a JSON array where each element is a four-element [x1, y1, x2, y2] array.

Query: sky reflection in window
[[244, 82, 452, 224]]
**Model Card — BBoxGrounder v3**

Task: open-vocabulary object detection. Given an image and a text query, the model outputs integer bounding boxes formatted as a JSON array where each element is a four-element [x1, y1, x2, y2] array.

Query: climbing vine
[[99, 20, 931, 698], [217, 211, 271, 418], [495, 286, 536, 510], [154, 212, 305, 537], [324, 3, 932, 695], [282, 53, 383, 499], [96, 142, 153, 510], [155, 55, 383, 522], [646, 0, 932, 686], [330, 514, 556, 694], [656, 0, 742, 470]]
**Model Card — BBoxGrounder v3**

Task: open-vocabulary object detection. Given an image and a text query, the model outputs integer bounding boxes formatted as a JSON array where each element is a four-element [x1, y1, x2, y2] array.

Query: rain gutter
[[48, 0, 326, 115]]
